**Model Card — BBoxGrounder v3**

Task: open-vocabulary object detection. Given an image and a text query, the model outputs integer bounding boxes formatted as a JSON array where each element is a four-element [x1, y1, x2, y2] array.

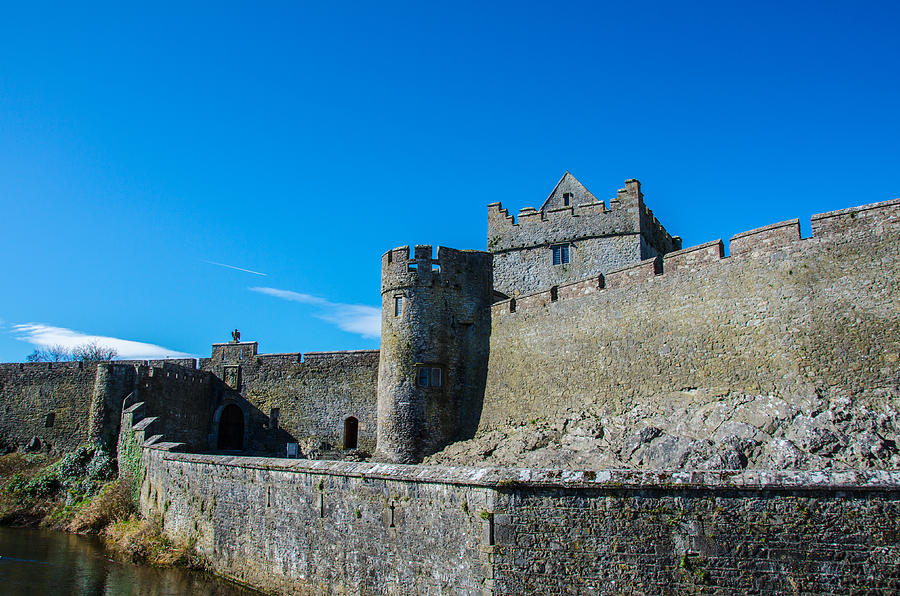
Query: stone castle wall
[[486, 471, 900, 594], [141, 450, 491, 595], [488, 179, 680, 297], [491, 234, 642, 299], [0, 360, 212, 453], [480, 198, 900, 431], [201, 343, 380, 454], [0, 345, 379, 457], [140, 448, 900, 595], [132, 362, 215, 449], [0, 362, 100, 452]]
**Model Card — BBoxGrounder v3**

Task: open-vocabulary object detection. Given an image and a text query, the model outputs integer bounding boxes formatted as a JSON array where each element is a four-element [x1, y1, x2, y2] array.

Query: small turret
[[375, 245, 493, 463]]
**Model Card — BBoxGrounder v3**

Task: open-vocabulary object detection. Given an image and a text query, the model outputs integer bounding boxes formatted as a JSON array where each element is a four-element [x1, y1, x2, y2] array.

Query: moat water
[[0, 526, 261, 595]]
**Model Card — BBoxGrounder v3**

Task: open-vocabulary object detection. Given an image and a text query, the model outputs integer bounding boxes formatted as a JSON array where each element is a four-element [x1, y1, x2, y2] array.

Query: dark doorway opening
[[218, 404, 244, 451], [344, 416, 358, 449]]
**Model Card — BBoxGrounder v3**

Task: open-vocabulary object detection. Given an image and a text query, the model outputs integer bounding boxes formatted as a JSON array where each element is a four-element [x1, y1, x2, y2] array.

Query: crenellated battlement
[[0, 357, 199, 373], [493, 197, 900, 317], [487, 186, 638, 252], [488, 175, 681, 297], [140, 361, 208, 384], [0, 360, 96, 373], [381, 244, 492, 294], [487, 178, 682, 250]]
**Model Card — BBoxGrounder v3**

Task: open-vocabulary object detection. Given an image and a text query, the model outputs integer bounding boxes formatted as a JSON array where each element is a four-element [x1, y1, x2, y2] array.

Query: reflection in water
[[0, 526, 260, 595]]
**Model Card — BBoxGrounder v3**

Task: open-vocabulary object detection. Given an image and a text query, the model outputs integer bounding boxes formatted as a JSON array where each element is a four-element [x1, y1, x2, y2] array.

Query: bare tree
[[71, 341, 118, 362], [25, 345, 72, 362]]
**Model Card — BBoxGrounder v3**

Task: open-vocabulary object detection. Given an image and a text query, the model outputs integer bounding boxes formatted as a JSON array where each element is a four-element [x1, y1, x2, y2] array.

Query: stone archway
[[217, 403, 245, 451]]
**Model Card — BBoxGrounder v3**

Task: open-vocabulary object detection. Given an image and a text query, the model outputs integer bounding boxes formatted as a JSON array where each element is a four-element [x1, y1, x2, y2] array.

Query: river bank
[[0, 449, 212, 572], [0, 524, 262, 594]]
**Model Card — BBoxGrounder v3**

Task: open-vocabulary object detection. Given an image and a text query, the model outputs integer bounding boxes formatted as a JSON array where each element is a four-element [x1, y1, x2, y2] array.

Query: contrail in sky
[[204, 260, 268, 276]]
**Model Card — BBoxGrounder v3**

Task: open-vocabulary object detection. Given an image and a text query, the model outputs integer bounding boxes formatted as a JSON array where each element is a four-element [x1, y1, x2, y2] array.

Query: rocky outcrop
[[426, 387, 900, 470]]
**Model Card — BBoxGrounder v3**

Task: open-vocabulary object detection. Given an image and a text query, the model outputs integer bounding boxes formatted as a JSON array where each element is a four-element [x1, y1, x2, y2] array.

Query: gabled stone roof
[[539, 171, 600, 211]]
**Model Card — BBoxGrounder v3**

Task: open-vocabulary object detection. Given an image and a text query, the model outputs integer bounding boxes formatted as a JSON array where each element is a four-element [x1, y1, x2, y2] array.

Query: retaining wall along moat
[[140, 448, 900, 595]]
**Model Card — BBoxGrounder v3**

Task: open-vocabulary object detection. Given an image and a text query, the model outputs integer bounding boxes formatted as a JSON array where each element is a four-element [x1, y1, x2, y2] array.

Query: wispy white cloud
[[12, 324, 192, 360], [319, 304, 382, 338], [249, 286, 381, 339], [249, 287, 327, 305], [204, 260, 268, 276]]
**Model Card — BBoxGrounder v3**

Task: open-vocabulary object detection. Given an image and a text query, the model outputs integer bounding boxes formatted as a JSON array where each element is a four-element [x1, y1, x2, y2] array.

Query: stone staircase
[[119, 391, 185, 456]]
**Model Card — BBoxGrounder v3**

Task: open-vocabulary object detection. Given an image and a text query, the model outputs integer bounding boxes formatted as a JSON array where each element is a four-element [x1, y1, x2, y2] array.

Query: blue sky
[[0, 1, 898, 361]]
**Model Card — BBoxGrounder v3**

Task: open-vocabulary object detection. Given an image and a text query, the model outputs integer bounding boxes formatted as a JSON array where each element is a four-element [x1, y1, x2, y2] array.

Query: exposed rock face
[[425, 388, 900, 470]]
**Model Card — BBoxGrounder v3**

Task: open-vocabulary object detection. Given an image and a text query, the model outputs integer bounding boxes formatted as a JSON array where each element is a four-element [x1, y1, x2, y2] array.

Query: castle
[[2, 173, 899, 595], [0, 173, 689, 464]]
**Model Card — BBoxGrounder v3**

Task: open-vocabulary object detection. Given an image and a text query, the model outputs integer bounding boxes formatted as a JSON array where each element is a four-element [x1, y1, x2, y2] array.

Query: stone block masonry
[[141, 449, 492, 595], [140, 448, 900, 595], [0, 361, 150, 453], [131, 362, 215, 449], [201, 343, 380, 454], [483, 198, 900, 431], [0, 362, 100, 452], [0, 359, 215, 454], [0, 342, 380, 458], [488, 176, 680, 296], [377, 245, 493, 463], [486, 474, 900, 595]]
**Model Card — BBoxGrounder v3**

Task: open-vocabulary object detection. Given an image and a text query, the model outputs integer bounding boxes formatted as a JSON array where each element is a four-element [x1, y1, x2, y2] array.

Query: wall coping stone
[[150, 451, 900, 491], [662, 238, 724, 261], [303, 350, 380, 357], [811, 197, 899, 221], [730, 218, 801, 242], [605, 256, 660, 278]]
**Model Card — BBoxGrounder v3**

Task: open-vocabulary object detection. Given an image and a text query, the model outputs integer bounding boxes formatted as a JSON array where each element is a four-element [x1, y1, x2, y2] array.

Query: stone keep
[[375, 245, 493, 463], [487, 174, 682, 296]]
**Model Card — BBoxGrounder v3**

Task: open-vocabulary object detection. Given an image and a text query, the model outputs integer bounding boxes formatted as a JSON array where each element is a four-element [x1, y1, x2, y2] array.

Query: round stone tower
[[375, 244, 493, 464]]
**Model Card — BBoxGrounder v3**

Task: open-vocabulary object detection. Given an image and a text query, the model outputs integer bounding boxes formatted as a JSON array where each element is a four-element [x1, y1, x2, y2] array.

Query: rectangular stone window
[[552, 244, 570, 265], [270, 407, 280, 430], [563, 192, 573, 206], [45, 412, 55, 428], [416, 365, 443, 388], [394, 296, 402, 317]]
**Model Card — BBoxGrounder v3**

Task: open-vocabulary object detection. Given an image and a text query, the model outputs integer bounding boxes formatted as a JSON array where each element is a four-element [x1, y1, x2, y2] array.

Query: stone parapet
[[492, 196, 900, 316], [141, 449, 900, 596], [730, 218, 801, 257], [152, 452, 900, 490]]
